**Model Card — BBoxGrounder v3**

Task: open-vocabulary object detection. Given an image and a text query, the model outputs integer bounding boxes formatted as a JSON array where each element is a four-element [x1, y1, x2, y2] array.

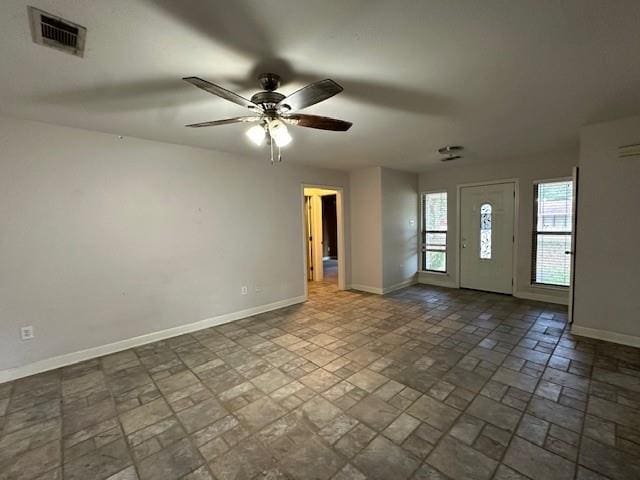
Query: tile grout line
[[390, 301, 543, 479], [483, 311, 561, 480]]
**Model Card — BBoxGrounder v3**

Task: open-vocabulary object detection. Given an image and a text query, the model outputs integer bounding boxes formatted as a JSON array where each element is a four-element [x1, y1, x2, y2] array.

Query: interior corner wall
[[0, 115, 351, 379], [417, 151, 576, 303], [349, 167, 383, 292], [381, 168, 419, 292], [572, 115, 640, 344]]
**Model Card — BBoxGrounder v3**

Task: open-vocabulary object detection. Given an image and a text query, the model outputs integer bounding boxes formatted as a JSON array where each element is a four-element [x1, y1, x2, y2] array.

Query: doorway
[[459, 182, 516, 294], [302, 186, 345, 292]]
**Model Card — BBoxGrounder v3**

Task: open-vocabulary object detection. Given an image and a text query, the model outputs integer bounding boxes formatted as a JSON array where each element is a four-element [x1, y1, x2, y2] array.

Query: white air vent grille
[[618, 143, 640, 158], [28, 6, 86, 57]]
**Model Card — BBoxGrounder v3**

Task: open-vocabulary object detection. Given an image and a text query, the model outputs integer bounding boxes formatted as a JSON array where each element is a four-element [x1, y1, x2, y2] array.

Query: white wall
[[418, 151, 576, 303], [381, 168, 419, 292], [349, 167, 383, 292], [0, 115, 350, 377], [572, 115, 640, 344]]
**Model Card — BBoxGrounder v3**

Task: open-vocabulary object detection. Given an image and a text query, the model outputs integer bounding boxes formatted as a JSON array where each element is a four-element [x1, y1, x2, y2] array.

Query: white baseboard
[[0, 295, 306, 384], [349, 278, 417, 295], [349, 284, 384, 295], [570, 325, 640, 348], [382, 277, 417, 294], [514, 290, 568, 305]]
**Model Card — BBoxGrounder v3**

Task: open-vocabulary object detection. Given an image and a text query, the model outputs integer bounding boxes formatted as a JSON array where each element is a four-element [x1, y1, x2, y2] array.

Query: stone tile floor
[[1, 281, 640, 479]]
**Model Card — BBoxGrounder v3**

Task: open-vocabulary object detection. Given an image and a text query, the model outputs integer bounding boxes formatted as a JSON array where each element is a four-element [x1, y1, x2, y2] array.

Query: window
[[422, 192, 447, 272], [480, 203, 492, 259], [532, 180, 573, 286]]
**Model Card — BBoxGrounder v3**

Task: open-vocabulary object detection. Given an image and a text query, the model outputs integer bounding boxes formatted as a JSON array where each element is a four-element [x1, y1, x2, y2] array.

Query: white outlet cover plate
[[20, 326, 35, 340]]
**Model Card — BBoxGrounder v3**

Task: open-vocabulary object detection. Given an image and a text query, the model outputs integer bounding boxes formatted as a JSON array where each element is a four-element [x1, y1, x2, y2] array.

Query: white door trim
[[456, 179, 519, 293], [300, 184, 346, 299], [568, 167, 579, 323]]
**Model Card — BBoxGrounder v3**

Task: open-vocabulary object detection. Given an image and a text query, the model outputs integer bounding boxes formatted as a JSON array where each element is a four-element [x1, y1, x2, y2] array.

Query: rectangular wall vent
[[28, 6, 86, 57], [618, 143, 640, 158]]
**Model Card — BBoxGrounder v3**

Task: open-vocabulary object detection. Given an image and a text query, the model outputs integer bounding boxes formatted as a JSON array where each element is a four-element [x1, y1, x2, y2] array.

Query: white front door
[[460, 183, 515, 294]]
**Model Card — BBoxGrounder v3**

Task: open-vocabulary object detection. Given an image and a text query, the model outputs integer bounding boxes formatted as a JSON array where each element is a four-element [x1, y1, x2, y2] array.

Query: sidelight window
[[532, 180, 573, 286], [421, 192, 447, 272]]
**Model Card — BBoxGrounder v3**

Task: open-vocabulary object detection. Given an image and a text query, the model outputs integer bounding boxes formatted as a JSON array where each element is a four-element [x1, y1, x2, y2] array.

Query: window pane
[[480, 203, 492, 259], [423, 192, 448, 272], [536, 234, 571, 286], [533, 180, 573, 287], [426, 232, 446, 250], [536, 181, 573, 232], [425, 251, 446, 272], [424, 192, 447, 231]]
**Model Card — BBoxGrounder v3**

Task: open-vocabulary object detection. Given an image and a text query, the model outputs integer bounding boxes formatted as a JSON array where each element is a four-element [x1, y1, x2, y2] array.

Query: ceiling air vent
[[618, 143, 640, 158], [28, 6, 86, 57]]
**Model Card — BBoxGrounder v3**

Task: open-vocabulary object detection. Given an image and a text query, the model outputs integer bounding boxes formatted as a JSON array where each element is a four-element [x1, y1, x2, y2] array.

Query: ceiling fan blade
[[282, 114, 352, 131], [277, 79, 343, 112], [185, 116, 261, 128], [183, 77, 259, 110]]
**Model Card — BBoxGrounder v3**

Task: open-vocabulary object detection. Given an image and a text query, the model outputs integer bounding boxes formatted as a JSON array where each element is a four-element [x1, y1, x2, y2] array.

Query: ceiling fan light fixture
[[183, 74, 351, 162], [246, 124, 266, 146], [269, 119, 292, 147]]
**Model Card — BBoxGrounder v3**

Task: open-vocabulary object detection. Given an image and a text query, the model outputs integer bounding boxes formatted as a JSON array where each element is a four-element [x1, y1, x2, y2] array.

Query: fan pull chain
[[278, 145, 282, 162]]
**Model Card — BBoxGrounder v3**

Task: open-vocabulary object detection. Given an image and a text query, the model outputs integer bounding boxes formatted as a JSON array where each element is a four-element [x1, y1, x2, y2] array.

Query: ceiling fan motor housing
[[258, 73, 281, 91], [250, 90, 286, 115]]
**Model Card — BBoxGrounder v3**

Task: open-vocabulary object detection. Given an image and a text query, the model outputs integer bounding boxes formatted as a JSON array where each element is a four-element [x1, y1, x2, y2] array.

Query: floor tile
[[2, 281, 640, 479], [349, 395, 401, 431], [466, 395, 521, 432], [137, 438, 203, 480], [119, 398, 172, 435], [235, 397, 286, 431], [0, 440, 60, 480], [579, 437, 640, 480], [504, 436, 575, 480], [64, 439, 131, 480], [281, 438, 344, 480], [407, 395, 460, 431], [176, 398, 227, 433], [427, 435, 497, 480], [353, 436, 420, 480]]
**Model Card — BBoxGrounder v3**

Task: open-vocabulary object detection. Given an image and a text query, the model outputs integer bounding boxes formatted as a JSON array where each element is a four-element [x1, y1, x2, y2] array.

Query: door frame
[[568, 167, 579, 323], [456, 179, 519, 294], [300, 184, 347, 298]]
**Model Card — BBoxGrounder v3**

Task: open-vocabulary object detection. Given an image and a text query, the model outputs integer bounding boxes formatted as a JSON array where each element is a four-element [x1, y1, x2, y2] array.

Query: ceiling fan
[[183, 73, 352, 163]]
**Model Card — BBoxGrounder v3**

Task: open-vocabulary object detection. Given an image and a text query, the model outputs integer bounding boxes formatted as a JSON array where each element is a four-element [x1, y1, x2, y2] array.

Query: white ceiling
[[1, 0, 640, 171]]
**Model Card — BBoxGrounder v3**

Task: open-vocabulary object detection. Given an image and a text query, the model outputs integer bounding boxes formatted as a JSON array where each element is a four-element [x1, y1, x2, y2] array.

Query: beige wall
[[573, 115, 640, 343], [418, 151, 576, 303], [0, 115, 351, 376], [349, 167, 383, 291], [381, 168, 419, 291]]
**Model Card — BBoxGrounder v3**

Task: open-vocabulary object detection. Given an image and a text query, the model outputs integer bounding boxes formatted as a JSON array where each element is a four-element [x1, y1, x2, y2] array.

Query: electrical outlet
[[20, 326, 35, 341], [241, 286, 248, 295]]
